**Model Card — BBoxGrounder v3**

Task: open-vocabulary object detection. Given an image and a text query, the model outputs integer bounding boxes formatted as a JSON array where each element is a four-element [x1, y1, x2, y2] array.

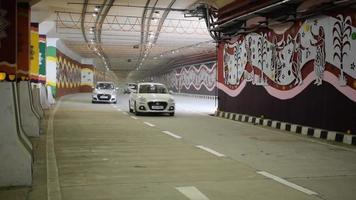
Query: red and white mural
[[152, 62, 216, 95], [218, 11, 356, 134]]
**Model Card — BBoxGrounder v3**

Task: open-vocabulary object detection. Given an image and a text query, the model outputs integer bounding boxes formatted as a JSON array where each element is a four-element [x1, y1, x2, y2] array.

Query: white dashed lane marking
[[176, 186, 210, 200], [144, 122, 155, 127], [196, 145, 225, 157], [257, 171, 318, 195], [162, 131, 182, 139], [130, 116, 138, 120]]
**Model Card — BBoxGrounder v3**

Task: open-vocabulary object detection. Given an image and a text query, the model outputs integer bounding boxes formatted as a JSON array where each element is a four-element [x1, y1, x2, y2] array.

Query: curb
[[215, 111, 356, 146], [173, 93, 217, 100]]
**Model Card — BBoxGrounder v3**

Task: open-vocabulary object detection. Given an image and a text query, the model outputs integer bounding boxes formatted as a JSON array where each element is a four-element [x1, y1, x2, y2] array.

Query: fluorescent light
[[94, 6, 100, 12]]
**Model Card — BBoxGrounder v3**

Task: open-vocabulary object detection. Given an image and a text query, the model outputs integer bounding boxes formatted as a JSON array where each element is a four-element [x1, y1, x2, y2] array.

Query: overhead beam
[[67, 2, 188, 12]]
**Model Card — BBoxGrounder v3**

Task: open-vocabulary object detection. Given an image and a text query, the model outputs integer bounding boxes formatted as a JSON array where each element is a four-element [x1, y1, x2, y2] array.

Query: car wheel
[[169, 112, 175, 116], [129, 101, 133, 112]]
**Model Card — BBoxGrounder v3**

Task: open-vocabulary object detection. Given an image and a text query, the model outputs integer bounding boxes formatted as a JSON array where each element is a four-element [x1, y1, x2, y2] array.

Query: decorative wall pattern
[[152, 62, 217, 95], [46, 39, 57, 96], [30, 23, 39, 82], [56, 50, 82, 97], [217, 11, 356, 134], [220, 14, 356, 101], [80, 66, 94, 92], [38, 35, 46, 84]]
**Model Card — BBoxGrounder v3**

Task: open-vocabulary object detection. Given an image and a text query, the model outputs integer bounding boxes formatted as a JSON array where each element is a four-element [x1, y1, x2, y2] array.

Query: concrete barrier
[[31, 84, 44, 118], [0, 82, 32, 186], [215, 110, 356, 146], [39, 83, 50, 109], [47, 85, 56, 105], [18, 81, 40, 137], [173, 92, 218, 100]]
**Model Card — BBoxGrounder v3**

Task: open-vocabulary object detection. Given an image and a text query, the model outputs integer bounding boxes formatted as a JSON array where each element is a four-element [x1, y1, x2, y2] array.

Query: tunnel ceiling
[[31, 0, 218, 82]]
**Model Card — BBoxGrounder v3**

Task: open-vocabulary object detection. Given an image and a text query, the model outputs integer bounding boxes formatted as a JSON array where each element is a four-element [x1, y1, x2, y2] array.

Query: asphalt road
[[50, 93, 356, 200]]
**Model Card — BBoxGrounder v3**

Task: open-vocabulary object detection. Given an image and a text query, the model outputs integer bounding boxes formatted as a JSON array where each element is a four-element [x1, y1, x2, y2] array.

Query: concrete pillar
[[18, 81, 40, 137], [0, 82, 32, 186]]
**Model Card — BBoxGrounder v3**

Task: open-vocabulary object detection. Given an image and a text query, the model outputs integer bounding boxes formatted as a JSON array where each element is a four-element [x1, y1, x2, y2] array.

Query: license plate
[[100, 96, 109, 99], [151, 106, 163, 109]]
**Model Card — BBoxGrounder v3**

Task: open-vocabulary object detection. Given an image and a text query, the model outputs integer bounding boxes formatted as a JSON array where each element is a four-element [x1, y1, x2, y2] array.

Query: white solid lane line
[[257, 171, 318, 195], [162, 131, 182, 139], [176, 186, 210, 200], [196, 145, 225, 157], [130, 116, 138, 120], [144, 122, 155, 127]]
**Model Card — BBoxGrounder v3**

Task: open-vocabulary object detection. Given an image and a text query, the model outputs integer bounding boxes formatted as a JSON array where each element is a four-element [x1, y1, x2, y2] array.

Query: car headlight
[[138, 96, 146, 103], [93, 89, 98, 94], [168, 97, 175, 103]]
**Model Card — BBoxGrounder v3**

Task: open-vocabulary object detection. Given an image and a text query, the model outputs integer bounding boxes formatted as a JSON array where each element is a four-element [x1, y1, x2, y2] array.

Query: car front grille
[[98, 94, 111, 100], [148, 101, 167, 110]]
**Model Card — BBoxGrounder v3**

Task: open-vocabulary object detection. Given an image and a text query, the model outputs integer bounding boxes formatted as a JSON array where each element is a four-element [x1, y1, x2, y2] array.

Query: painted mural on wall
[[220, 14, 356, 102], [39, 35, 46, 84], [30, 23, 40, 82], [46, 38, 57, 96], [81, 66, 94, 92], [56, 50, 82, 97], [81, 67, 94, 87], [218, 12, 356, 133], [152, 62, 216, 95]]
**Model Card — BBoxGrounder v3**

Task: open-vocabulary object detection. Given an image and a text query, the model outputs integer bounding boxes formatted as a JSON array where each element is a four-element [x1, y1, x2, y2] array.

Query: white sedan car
[[129, 83, 175, 116], [92, 82, 118, 104]]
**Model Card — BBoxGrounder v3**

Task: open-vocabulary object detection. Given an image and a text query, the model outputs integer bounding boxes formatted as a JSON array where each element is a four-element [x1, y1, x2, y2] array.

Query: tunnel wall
[[217, 10, 356, 134], [152, 61, 217, 95], [55, 49, 116, 97], [80, 65, 95, 92], [56, 50, 82, 97]]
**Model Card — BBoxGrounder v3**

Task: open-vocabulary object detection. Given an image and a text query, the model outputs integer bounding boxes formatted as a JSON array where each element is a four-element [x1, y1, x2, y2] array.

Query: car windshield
[[139, 84, 168, 94], [128, 83, 137, 90], [96, 83, 114, 90]]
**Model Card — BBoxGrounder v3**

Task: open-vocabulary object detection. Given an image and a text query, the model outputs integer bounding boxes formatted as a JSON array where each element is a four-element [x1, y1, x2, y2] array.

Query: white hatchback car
[[129, 83, 175, 116], [92, 82, 118, 104]]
